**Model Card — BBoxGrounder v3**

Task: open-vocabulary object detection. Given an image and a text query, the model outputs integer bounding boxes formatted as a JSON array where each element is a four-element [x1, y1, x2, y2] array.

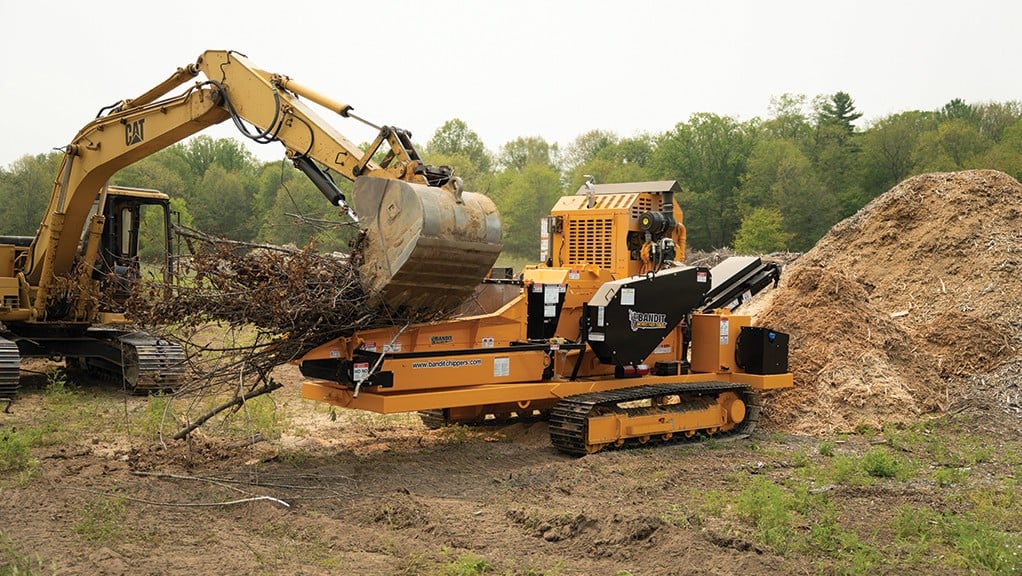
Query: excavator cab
[[93, 186, 172, 311]]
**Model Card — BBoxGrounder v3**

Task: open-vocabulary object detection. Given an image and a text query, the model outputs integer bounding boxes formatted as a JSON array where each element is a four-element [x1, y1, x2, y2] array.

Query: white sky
[[2, 0, 1020, 168]]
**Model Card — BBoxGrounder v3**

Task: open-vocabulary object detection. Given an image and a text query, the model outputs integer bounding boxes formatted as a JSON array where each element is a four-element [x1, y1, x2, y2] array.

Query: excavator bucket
[[353, 176, 502, 314]]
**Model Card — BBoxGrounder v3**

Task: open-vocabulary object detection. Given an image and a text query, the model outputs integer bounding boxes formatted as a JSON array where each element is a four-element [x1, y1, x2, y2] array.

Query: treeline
[[2, 93, 1020, 259]]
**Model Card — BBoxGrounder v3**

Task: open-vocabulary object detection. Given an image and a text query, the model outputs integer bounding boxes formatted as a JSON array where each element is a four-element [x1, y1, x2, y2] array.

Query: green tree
[[734, 208, 791, 253], [739, 139, 835, 251], [938, 98, 979, 125], [190, 165, 257, 240], [563, 130, 619, 173], [0, 152, 64, 235], [497, 136, 559, 171], [857, 111, 936, 194], [982, 117, 1022, 180], [489, 164, 563, 258], [257, 175, 355, 252], [763, 93, 813, 143], [816, 91, 863, 137], [111, 154, 188, 200], [974, 101, 1022, 142], [174, 136, 258, 179], [914, 119, 992, 171], [568, 135, 655, 190], [425, 119, 492, 174], [651, 113, 759, 249], [812, 92, 864, 216]]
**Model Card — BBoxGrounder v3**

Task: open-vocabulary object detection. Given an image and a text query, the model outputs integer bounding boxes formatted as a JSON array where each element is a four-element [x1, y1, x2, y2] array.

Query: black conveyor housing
[[699, 256, 781, 312]]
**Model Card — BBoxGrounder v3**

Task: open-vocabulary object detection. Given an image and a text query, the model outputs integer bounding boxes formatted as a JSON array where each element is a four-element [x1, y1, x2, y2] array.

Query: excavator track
[[77, 333, 187, 394], [548, 382, 760, 456], [0, 337, 20, 401], [118, 334, 187, 393]]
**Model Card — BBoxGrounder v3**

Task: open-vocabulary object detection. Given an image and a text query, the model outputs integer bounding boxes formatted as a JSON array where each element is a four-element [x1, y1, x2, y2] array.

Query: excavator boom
[[28, 49, 501, 316]]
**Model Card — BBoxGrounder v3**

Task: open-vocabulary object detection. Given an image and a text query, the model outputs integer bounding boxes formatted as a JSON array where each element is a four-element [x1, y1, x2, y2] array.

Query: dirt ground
[[2, 170, 1021, 575], [2, 363, 1017, 576]]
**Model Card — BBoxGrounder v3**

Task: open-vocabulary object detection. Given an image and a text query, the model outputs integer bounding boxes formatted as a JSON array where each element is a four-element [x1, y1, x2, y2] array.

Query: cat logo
[[125, 119, 145, 146]]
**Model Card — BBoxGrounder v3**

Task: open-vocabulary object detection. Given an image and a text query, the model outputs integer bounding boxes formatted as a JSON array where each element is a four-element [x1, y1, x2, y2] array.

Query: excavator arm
[[27, 50, 501, 318]]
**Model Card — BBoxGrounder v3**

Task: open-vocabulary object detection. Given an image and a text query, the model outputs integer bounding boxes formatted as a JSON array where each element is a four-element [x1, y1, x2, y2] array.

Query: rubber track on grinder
[[548, 382, 761, 456]]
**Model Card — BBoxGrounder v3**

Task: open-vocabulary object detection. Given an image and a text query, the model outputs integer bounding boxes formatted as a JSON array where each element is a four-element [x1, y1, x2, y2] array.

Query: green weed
[[73, 497, 127, 543], [893, 505, 1022, 576], [0, 430, 33, 475], [214, 394, 286, 440], [860, 447, 913, 479], [702, 474, 881, 571], [0, 530, 55, 575], [818, 440, 836, 457], [933, 466, 971, 487], [439, 551, 492, 576]]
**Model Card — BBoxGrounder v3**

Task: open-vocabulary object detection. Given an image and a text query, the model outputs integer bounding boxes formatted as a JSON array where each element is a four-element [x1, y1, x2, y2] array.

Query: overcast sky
[[3, 0, 1020, 169]]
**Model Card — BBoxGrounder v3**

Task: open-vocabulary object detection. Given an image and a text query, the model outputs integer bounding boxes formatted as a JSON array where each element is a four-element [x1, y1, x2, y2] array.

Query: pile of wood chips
[[754, 170, 1022, 434]]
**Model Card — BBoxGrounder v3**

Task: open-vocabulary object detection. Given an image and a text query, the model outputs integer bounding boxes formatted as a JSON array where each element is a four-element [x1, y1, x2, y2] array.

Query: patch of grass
[[860, 447, 913, 479], [0, 430, 34, 476], [818, 440, 836, 457], [439, 551, 492, 576], [73, 497, 127, 543], [882, 419, 997, 469], [43, 367, 77, 404], [893, 505, 1022, 576], [702, 475, 882, 572], [933, 466, 971, 487], [214, 394, 286, 440], [0, 530, 54, 575], [659, 503, 699, 528], [134, 393, 174, 439], [824, 447, 915, 485]]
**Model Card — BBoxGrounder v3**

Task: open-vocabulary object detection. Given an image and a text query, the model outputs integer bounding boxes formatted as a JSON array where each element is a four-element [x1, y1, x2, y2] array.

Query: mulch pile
[[754, 170, 1022, 434]]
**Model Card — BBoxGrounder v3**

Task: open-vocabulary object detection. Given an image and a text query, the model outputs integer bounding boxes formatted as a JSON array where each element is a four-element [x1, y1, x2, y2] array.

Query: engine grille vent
[[566, 218, 613, 268]]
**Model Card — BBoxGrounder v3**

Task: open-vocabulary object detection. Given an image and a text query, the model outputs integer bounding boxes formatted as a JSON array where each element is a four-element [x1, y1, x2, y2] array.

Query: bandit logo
[[628, 309, 667, 331]]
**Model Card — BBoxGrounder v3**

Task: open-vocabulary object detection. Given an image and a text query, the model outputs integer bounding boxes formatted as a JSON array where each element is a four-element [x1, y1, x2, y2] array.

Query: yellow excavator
[[300, 180, 793, 455], [0, 50, 501, 400]]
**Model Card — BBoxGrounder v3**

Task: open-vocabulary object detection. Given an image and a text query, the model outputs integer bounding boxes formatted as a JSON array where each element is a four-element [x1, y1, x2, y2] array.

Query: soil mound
[[756, 170, 1022, 434]]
